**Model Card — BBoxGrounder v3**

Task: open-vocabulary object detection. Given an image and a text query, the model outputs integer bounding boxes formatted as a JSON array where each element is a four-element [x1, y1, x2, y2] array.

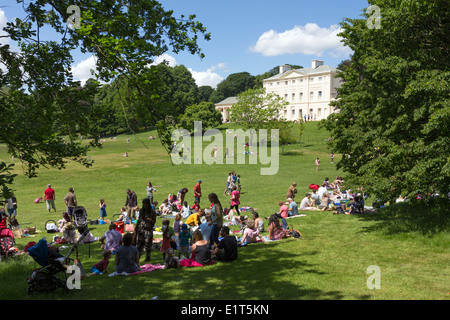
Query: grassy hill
[[0, 122, 448, 300]]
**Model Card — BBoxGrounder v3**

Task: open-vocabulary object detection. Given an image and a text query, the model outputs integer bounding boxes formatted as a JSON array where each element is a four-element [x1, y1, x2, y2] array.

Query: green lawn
[[0, 122, 449, 300]]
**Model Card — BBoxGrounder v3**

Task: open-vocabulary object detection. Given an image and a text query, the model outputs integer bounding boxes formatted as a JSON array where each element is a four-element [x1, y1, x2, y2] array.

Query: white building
[[215, 60, 342, 122]]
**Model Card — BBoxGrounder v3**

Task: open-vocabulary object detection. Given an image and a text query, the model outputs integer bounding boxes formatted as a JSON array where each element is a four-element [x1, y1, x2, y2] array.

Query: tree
[[209, 72, 255, 103], [179, 101, 222, 133], [198, 85, 214, 102], [322, 0, 450, 202], [229, 87, 288, 144], [0, 0, 210, 198]]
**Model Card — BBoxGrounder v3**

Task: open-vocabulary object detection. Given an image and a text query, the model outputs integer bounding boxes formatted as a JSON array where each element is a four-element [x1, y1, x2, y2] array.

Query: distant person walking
[[44, 184, 56, 213], [315, 157, 320, 171], [64, 187, 77, 216]]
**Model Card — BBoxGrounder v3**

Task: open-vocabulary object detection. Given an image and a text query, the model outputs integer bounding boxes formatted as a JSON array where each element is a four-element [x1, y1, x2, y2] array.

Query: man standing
[[44, 184, 56, 213], [64, 187, 77, 216], [125, 189, 138, 220], [194, 179, 202, 204]]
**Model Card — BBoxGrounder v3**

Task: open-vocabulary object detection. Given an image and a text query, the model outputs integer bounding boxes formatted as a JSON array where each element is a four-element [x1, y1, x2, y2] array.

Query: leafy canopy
[[322, 0, 449, 202]]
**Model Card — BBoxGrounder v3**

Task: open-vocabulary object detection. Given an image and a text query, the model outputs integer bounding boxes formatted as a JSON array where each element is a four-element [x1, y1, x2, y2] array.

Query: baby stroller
[[0, 228, 17, 261], [27, 224, 90, 294], [73, 206, 88, 228]]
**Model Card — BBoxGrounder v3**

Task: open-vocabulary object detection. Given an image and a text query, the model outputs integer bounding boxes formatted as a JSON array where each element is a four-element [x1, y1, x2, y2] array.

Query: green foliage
[[323, 0, 450, 202], [0, 0, 210, 195], [209, 72, 255, 103], [179, 101, 222, 133]]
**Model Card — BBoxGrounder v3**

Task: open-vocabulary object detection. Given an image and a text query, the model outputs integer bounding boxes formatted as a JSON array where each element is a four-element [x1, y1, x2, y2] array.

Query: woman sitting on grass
[[267, 214, 286, 241], [115, 232, 140, 274], [241, 220, 265, 245], [180, 229, 212, 267]]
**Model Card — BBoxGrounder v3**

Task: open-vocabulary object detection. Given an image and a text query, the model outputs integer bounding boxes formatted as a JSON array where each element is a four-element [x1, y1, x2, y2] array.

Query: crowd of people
[[281, 177, 366, 215], [5, 171, 365, 277]]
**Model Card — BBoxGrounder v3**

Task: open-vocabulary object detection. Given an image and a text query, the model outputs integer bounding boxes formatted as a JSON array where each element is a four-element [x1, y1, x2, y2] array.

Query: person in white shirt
[[300, 193, 314, 210], [318, 183, 328, 199]]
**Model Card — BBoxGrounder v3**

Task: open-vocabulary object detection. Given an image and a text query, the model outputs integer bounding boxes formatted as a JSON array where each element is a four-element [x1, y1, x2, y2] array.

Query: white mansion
[[215, 59, 342, 122]]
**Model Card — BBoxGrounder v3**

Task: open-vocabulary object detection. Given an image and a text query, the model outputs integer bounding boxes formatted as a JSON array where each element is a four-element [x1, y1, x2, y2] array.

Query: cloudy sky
[[0, 0, 368, 87]]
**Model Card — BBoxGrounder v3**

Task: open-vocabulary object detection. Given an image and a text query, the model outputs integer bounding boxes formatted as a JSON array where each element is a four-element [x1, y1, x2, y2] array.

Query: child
[[117, 207, 128, 223], [178, 223, 192, 259], [159, 199, 170, 215], [99, 198, 107, 221], [315, 157, 320, 171], [173, 213, 182, 238], [160, 219, 175, 260], [89, 250, 112, 275], [191, 200, 200, 213], [182, 201, 190, 219], [164, 248, 179, 269]]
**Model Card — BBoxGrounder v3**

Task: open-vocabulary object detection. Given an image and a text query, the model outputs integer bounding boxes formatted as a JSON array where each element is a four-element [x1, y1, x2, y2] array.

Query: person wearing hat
[[194, 179, 202, 204], [44, 184, 56, 213], [178, 223, 192, 259], [64, 187, 77, 217]]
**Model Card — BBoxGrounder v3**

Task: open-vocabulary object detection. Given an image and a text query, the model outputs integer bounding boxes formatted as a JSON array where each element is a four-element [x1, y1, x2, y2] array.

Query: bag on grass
[[286, 225, 302, 239]]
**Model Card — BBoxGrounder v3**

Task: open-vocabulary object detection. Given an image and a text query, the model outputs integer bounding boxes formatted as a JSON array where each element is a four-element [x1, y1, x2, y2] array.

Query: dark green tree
[[322, 0, 450, 202], [0, 0, 210, 198]]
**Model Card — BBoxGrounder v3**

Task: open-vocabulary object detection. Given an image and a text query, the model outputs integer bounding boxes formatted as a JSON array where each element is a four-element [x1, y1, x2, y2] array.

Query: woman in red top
[[229, 185, 240, 215]]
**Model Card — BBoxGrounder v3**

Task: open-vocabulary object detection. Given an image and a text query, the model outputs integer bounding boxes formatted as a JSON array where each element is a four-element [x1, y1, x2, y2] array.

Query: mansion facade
[[215, 60, 342, 122]]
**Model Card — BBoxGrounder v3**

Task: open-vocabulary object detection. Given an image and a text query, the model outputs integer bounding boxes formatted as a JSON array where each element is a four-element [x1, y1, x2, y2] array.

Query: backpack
[[286, 225, 302, 239]]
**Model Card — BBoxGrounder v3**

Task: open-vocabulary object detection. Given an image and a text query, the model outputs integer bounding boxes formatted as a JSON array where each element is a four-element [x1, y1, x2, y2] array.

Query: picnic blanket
[[108, 263, 163, 277], [285, 214, 307, 219]]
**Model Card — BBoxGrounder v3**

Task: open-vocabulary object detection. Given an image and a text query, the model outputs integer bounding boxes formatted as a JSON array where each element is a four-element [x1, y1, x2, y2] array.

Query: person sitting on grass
[[287, 198, 298, 216], [100, 223, 123, 253], [267, 214, 286, 241], [180, 229, 212, 267], [115, 232, 140, 274], [346, 195, 364, 215], [299, 193, 315, 211], [89, 250, 112, 276], [240, 219, 265, 245], [252, 211, 264, 232], [211, 226, 238, 262], [164, 248, 180, 269]]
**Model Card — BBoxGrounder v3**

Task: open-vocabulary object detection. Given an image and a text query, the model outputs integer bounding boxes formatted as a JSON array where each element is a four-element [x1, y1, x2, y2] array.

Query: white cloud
[[188, 67, 224, 88], [251, 23, 351, 58], [71, 55, 98, 85], [151, 53, 225, 88], [150, 53, 178, 67]]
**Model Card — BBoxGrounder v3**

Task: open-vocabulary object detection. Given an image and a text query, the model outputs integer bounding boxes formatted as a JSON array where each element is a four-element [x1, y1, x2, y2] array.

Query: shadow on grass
[[76, 240, 345, 300], [357, 199, 450, 236]]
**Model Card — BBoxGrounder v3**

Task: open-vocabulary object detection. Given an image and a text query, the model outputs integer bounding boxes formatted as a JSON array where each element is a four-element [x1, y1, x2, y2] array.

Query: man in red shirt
[[194, 179, 202, 204], [44, 184, 56, 213]]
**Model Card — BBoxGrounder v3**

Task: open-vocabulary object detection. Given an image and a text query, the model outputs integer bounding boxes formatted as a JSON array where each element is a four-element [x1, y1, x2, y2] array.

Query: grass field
[[0, 122, 449, 300]]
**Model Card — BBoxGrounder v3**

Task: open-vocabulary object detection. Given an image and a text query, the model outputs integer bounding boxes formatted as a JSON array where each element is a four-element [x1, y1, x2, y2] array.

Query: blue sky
[[0, 0, 369, 87]]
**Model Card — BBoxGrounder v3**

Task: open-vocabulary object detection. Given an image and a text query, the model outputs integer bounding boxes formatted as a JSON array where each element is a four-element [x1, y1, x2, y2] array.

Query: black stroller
[[73, 206, 88, 228], [27, 223, 90, 294]]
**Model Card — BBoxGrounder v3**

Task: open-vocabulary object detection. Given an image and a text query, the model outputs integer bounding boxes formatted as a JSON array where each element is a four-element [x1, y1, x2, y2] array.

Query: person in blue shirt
[[287, 198, 298, 216]]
